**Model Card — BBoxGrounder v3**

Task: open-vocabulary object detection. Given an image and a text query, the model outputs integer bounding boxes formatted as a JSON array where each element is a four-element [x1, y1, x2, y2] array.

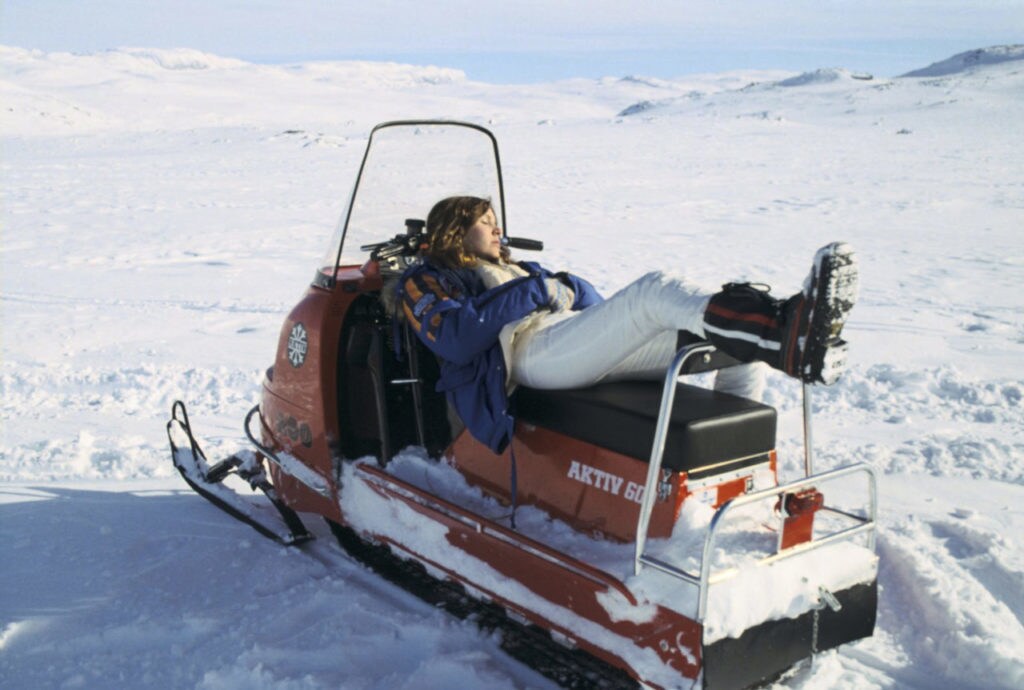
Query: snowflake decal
[[287, 323, 308, 367]]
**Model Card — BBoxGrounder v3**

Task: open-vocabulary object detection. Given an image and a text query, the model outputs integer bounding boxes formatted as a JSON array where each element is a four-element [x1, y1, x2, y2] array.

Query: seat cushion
[[514, 380, 777, 473]]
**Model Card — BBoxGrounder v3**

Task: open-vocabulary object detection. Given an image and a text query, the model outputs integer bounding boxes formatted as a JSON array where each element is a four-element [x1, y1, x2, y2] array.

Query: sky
[[3, 1, 1023, 81]]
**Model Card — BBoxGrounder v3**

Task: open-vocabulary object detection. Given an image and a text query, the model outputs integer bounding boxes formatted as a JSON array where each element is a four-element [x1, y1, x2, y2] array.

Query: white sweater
[[471, 260, 576, 387]]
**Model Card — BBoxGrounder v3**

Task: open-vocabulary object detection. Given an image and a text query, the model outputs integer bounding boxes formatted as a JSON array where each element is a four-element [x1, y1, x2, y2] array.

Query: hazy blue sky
[[3, 1, 1022, 81]]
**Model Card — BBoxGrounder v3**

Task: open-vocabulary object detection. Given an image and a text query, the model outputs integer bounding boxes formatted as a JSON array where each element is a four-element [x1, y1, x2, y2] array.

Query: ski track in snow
[[875, 517, 1024, 689], [2, 44, 1024, 688]]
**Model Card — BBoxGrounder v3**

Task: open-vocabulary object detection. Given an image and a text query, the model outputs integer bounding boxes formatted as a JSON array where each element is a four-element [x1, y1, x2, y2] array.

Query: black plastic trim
[[313, 270, 335, 289], [687, 453, 771, 482], [702, 579, 878, 690]]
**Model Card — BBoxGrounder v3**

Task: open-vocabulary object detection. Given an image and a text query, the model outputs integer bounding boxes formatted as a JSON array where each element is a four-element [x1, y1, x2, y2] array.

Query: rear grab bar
[[632, 342, 878, 622]]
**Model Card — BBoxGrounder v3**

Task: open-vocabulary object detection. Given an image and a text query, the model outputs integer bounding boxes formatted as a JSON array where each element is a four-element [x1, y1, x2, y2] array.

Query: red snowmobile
[[168, 121, 878, 689]]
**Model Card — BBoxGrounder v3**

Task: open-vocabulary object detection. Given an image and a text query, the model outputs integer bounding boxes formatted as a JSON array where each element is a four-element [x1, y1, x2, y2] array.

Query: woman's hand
[[544, 277, 576, 312]]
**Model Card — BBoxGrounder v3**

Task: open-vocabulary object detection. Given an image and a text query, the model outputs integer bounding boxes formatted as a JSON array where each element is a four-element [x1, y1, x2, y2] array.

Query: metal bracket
[[817, 586, 843, 612], [657, 469, 673, 502]]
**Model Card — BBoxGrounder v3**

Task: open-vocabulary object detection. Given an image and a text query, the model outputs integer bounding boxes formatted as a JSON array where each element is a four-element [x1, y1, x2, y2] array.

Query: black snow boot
[[702, 242, 858, 384]]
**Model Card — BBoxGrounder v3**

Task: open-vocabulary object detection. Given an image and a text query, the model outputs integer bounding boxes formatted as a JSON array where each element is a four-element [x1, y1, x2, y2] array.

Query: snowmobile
[[167, 120, 879, 689]]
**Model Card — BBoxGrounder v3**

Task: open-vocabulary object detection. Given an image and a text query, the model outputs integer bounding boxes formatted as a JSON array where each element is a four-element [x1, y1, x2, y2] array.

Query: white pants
[[510, 271, 766, 401]]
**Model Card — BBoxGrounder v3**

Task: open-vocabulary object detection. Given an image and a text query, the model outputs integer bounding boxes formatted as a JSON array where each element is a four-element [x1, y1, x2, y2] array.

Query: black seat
[[514, 380, 776, 474]]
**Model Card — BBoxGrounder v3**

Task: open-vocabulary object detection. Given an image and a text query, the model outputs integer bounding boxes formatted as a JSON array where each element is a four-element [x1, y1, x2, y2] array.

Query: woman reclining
[[397, 196, 858, 454]]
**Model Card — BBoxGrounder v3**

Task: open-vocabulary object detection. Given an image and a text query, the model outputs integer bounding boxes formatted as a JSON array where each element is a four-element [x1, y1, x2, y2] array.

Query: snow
[[2, 43, 1024, 688]]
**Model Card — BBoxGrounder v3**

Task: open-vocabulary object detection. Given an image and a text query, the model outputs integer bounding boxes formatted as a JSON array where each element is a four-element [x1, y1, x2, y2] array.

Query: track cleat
[[781, 242, 859, 384]]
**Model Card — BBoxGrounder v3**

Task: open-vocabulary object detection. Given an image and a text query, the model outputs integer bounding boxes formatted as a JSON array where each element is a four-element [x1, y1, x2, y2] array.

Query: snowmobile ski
[[167, 400, 313, 546]]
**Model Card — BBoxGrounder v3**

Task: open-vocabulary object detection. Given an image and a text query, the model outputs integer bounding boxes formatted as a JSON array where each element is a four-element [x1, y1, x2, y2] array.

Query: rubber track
[[326, 520, 640, 690]]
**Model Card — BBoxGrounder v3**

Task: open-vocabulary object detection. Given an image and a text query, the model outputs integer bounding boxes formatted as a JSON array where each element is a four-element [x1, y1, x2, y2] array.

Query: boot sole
[[803, 242, 858, 384]]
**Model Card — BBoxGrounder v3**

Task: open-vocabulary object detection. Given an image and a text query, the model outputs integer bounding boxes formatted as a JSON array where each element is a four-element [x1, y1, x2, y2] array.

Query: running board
[[326, 519, 639, 690]]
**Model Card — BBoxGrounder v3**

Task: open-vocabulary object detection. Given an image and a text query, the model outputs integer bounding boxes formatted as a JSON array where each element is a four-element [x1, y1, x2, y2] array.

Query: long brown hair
[[424, 196, 510, 269]]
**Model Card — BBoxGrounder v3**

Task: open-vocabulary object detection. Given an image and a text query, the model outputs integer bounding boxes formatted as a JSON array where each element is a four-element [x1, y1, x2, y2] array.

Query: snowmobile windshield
[[318, 121, 506, 280]]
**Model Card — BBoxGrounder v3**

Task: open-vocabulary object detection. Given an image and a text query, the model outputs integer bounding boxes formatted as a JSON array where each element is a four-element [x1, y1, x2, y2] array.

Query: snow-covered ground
[[2, 44, 1023, 688]]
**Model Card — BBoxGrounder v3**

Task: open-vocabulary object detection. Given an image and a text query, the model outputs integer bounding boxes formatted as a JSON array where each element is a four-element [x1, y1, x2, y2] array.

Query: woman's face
[[463, 208, 502, 261]]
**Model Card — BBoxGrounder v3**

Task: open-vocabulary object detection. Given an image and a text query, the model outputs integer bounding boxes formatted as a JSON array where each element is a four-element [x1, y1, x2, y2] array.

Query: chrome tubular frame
[[803, 382, 814, 477], [694, 463, 877, 620], [633, 342, 715, 573], [632, 342, 878, 623]]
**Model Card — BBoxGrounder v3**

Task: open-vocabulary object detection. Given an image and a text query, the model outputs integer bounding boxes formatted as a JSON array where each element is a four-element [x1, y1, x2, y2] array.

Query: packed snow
[[2, 44, 1023, 689]]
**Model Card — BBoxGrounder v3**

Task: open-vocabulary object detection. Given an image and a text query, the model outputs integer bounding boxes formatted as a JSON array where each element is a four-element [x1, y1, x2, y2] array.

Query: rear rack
[[633, 342, 878, 622]]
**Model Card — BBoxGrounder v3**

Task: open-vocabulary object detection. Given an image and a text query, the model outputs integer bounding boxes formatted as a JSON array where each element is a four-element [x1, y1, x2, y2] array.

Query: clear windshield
[[319, 122, 505, 274]]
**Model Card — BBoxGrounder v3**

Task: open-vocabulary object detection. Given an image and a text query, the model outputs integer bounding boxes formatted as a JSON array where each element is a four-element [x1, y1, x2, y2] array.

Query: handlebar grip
[[504, 237, 544, 251]]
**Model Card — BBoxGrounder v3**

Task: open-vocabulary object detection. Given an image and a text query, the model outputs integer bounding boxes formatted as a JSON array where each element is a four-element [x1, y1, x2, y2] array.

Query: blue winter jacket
[[397, 259, 604, 453]]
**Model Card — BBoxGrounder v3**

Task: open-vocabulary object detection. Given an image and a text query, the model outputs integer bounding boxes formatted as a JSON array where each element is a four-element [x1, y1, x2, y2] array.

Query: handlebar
[[504, 237, 544, 251], [361, 218, 544, 263]]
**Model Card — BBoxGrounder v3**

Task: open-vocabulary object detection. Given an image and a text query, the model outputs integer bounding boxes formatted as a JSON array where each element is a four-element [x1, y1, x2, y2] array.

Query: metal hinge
[[657, 469, 673, 502]]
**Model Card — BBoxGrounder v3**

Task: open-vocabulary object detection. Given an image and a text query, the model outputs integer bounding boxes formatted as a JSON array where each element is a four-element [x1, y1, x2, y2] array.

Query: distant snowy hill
[[0, 45, 466, 81], [900, 44, 1024, 77], [0, 45, 468, 135], [775, 67, 875, 87], [615, 45, 1024, 123], [2, 43, 1023, 690]]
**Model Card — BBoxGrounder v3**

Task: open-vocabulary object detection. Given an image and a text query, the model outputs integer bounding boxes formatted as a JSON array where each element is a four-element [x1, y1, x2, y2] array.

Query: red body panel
[[449, 425, 685, 542], [449, 426, 779, 544], [260, 266, 382, 520]]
